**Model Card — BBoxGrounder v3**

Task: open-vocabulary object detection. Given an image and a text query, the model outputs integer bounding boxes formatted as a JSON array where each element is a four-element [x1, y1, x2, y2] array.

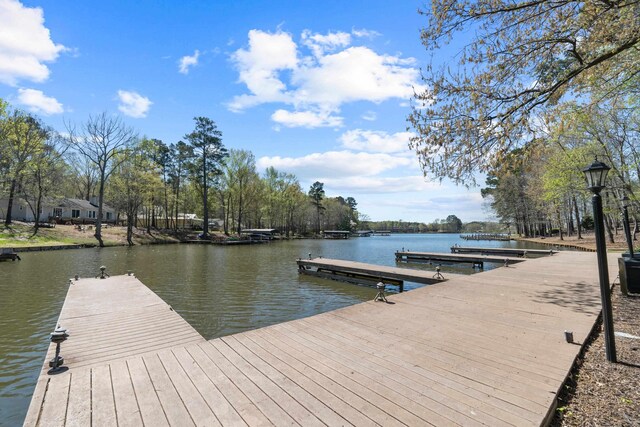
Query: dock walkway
[[26, 251, 616, 426], [395, 251, 525, 268], [451, 246, 556, 257], [297, 257, 457, 292]]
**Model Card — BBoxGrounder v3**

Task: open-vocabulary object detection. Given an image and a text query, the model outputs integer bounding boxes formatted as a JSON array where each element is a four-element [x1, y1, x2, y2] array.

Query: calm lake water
[[0, 234, 550, 425]]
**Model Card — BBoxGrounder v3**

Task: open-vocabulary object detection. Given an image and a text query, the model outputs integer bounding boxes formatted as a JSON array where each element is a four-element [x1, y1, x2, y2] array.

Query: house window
[[72, 209, 80, 218], [53, 208, 62, 217], [87, 211, 96, 219], [106, 212, 112, 220]]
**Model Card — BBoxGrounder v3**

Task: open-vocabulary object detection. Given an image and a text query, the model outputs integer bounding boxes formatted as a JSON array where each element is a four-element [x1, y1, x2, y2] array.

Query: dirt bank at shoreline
[[0, 222, 191, 249]]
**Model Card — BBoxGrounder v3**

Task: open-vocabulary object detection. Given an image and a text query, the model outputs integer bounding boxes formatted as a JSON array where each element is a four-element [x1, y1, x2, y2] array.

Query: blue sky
[[0, 0, 490, 223]]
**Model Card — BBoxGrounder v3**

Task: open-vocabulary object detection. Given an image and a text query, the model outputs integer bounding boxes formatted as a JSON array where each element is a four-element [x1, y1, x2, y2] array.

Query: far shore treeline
[[0, 99, 484, 246], [0, 100, 352, 244]]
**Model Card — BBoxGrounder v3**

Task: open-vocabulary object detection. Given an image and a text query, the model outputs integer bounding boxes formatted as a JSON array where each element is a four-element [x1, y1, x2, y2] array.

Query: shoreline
[[1, 227, 626, 254]]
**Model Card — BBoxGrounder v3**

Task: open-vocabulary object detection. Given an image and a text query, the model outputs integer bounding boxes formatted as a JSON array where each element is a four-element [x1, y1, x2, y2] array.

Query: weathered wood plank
[[127, 356, 170, 427], [64, 368, 92, 427], [142, 353, 195, 427], [314, 309, 563, 390], [245, 328, 413, 427], [155, 349, 220, 426], [241, 330, 398, 426], [23, 375, 48, 427], [91, 365, 117, 426], [211, 338, 324, 426], [259, 325, 458, 426], [110, 359, 143, 426], [231, 333, 370, 426], [37, 373, 70, 427], [186, 344, 272, 427], [171, 346, 247, 426], [279, 319, 515, 427], [221, 335, 351, 427], [199, 341, 299, 426], [291, 317, 531, 426]]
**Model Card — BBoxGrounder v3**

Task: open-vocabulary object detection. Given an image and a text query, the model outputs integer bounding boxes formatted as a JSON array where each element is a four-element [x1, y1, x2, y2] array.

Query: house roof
[[50, 197, 115, 212], [241, 229, 278, 234]]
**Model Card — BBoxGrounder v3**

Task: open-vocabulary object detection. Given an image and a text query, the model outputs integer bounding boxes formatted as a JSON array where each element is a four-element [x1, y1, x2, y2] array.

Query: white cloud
[[228, 29, 298, 111], [361, 111, 377, 121], [0, 0, 65, 86], [352, 28, 381, 39], [301, 30, 351, 57], [271, 109, 343, 128], [322, 175, 439, 194], [339, 129, 413, 154], [228, 28, 424, 127], [400, 192, 486, 215], [178, 49, 200, 74], [257, 150, 412, 180], [294, 47, 419, 108], [16, 88, 63, 114], [117, 90, 152, 118]]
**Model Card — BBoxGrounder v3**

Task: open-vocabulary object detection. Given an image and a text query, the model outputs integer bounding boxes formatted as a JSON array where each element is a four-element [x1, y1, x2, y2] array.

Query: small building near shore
[[0, 197, 116, 224]]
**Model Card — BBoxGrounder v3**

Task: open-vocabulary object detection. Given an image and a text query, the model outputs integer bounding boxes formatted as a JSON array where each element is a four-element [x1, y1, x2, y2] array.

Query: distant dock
[[451, 246, 556, 257], [297, 257, 454, 292], [396, 251, 525, 268], [460, 233, 512, 241], [26, 252, 617, 426]]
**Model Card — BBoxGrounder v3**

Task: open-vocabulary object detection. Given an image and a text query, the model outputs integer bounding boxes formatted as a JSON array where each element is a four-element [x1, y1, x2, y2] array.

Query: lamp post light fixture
[[97, 265, 110, 279], [48, 325, 69, 375], [583, 157, 617, 362], [622, 196, 634, 258]]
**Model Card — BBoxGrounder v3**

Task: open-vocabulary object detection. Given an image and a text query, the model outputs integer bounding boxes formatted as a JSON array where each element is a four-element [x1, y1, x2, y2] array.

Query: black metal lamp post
[[622, 196, 634, 258], [583, 158, 617, 362]]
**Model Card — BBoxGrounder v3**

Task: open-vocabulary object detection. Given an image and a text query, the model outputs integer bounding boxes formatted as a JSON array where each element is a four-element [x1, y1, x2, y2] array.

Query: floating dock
[[26, 251, 616, 426], [297, 257, 454, 292], [0, 251, 20, 261], [451, 246, 556, 257], [395, 251, 525, 268]]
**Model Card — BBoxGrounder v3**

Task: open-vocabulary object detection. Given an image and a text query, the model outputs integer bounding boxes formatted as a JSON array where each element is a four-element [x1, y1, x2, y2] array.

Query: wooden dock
[[297, 257, 455, 292], [451, 246, 556, 257], [25, 251, 617, 426], [396, 251, 525, 268], [460, 233, 512, 241]]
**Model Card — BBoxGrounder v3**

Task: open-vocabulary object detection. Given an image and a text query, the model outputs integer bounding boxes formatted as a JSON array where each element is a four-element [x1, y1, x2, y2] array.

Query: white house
[[0, 197, 116, 224]]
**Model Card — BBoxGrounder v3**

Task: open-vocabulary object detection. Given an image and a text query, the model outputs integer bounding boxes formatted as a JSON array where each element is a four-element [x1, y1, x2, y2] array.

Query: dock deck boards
[[25, 251, 616, 426], [395, 250, 525, 265], [297, 257, 461, 290], [451, 246, 557, 256]]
